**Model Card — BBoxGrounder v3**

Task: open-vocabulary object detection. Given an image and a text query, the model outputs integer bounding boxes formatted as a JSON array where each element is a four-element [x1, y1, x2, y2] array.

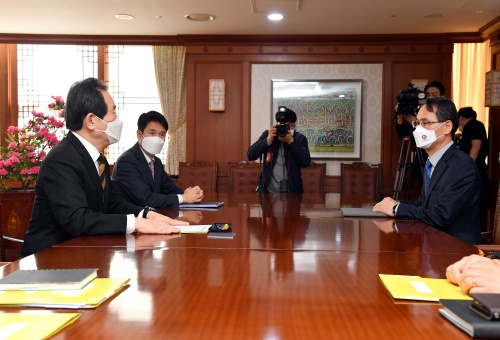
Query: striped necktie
[[149, 159, 155, 179], [423, 159, 432, 195], [97, 154, 107, 190]]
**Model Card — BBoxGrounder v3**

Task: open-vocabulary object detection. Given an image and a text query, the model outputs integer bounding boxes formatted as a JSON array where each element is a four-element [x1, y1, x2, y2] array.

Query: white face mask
[[95, 116, 123, 145], [141, 136, 165, 155], [412, 122, 444, 149]]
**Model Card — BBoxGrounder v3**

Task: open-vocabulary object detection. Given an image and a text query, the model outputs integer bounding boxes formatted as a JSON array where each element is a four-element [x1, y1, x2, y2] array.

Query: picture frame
[[272, 79, 363, 160]]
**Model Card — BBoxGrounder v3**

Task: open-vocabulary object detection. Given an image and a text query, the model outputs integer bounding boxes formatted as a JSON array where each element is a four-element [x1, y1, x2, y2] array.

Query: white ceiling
[[0, 0, 499, 36]]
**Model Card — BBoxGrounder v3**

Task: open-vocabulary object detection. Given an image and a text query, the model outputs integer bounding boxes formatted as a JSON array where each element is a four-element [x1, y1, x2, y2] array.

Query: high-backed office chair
[[302, 162, 326, 194], [178, 161, 218, 192], [228, 161, 262, 193], [341, 162, 381, 202], [476, 184, 500, 253]]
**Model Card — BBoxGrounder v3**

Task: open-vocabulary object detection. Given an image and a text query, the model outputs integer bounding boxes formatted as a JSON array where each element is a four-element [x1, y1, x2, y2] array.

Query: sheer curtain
[[152, 46, 187, 175], [452, 41, 491, 128]]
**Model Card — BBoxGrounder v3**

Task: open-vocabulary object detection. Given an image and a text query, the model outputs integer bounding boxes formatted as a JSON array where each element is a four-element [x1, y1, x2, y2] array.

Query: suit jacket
[[112, 143, 184, 208], [247, 130, 311, 193], [21, 132, 143, 257], [396, 145, 481, 244]]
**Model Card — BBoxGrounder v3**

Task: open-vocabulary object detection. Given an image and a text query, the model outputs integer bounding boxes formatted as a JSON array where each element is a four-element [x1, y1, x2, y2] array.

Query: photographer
[[247, 107, 311, 193], [395, 81, 445, 138]]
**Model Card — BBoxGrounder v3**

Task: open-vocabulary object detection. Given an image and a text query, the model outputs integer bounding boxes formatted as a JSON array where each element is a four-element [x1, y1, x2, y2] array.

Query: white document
[[175, 225, 212, 234]]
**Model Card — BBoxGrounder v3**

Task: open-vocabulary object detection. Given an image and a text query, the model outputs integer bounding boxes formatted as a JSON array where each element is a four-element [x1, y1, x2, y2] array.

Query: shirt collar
[[428, 141, 454, 167], [72, 131, 101, 164]]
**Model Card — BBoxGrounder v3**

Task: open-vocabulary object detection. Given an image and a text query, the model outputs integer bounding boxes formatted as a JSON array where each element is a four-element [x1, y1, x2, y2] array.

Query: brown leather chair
[[476, 184, 500, 253], [228, 161, 262, 193], [341, 162, 381, 202], [178, 161, 218, 192], [302, 162, 326, 194]]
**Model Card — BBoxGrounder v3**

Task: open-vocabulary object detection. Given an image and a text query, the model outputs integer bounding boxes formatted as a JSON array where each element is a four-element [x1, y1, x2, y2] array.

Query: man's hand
[[267, 125, 277, 144], [372, 197, 398, 216], [446, 254, 500, 294], [182, 186, 204, 203], [134, 211, 188, 234]]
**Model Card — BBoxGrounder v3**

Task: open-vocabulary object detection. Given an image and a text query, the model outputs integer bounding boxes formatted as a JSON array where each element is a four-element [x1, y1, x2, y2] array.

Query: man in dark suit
[[112, 111, 203, 208], [21, 78, 186, 257], [373, 97, 481, 244]]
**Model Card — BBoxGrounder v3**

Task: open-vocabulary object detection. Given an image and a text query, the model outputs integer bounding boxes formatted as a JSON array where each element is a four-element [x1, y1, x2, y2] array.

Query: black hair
[[457, 107, 477, 120], [137, 111, 169, 132], [424, 97, 458, 137], [275, 107, 297, 123], [65, 78, 108, 131], [424, 81, 445, 97]]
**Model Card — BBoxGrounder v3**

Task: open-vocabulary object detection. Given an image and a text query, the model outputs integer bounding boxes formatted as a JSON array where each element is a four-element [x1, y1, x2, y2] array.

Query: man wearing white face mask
[[373, 97, 481, 244], [22, 78, 186, 257], [112, 111, 204, 208]]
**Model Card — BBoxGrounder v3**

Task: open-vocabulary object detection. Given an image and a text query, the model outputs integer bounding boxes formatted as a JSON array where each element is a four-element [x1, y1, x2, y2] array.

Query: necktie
[[97, 154, 107, 190], [149, 159, 155, 179], [423, 159, 432, 195]]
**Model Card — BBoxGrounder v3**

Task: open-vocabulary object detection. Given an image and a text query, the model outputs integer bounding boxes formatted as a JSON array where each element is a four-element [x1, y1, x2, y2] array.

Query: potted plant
[[0, 96, 65, 190]]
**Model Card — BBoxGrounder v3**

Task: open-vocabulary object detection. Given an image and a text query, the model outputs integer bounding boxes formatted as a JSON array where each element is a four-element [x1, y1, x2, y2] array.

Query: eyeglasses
[[425, 91, 440, 98], [411, 120, 442, 128]]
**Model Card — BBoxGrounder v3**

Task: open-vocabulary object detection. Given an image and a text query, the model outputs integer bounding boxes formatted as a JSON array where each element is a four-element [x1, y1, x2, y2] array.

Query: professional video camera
[[276, 106, 290, 138], [395, 83, 426, 116]]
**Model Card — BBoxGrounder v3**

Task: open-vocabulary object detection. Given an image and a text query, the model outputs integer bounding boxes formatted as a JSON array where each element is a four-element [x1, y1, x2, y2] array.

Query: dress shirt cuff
[[178, 194, 183, 204], [393, 203, 399, 215], [125, 234, 136, 252], [126, 214, 136, 234]]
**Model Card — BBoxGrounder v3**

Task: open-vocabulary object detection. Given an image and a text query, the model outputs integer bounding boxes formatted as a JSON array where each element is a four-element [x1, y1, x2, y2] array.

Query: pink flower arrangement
[[0, 97, 65, 190]]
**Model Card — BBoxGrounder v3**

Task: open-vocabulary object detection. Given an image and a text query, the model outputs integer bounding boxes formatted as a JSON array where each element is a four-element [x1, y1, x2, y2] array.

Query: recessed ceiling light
[[424, 13, 443, 19], [268, 13, 284, 21], [185, 13, 216, 21], [115, 14, 134, 20]]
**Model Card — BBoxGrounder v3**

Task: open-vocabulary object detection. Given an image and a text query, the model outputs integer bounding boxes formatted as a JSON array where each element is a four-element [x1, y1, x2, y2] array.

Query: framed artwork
[[272, 79, 363, 160]]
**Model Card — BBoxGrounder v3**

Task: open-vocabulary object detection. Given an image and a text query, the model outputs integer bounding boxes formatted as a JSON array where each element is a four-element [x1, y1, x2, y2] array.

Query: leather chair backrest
[[302, 162, 326, 194], [228, 161, 262, 193], [178, 161, 218, 192], [341, 162, 381, 201]]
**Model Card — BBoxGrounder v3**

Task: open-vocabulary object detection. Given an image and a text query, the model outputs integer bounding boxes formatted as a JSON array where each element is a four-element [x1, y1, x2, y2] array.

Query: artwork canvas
[[272, 79, 363, 159]]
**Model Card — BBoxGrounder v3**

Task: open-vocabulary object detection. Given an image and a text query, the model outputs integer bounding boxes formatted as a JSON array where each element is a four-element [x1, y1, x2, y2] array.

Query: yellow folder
[[0, 278, 129, 308], [0, 312, 80, 340], [379, 274, 473, 302]]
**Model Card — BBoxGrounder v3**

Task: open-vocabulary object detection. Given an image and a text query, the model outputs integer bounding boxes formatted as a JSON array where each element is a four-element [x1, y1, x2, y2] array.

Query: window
[[17, 44, 166, 164], [106, 45, 164, 163]]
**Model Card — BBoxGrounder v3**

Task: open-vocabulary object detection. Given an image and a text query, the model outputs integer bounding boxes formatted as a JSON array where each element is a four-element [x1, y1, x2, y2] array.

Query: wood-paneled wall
[[185, 40, 453, 194], [1, 29, 499, 195]]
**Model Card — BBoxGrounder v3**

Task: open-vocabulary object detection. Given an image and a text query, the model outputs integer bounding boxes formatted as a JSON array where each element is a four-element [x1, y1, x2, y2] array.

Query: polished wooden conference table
[[0, 193, 480, 339]]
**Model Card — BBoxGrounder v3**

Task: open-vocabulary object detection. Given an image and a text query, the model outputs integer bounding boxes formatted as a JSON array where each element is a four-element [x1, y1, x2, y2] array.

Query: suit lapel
[[67, 132, 105, 210], [132, 143, 155, 189], [424, 146, 455, 205]]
